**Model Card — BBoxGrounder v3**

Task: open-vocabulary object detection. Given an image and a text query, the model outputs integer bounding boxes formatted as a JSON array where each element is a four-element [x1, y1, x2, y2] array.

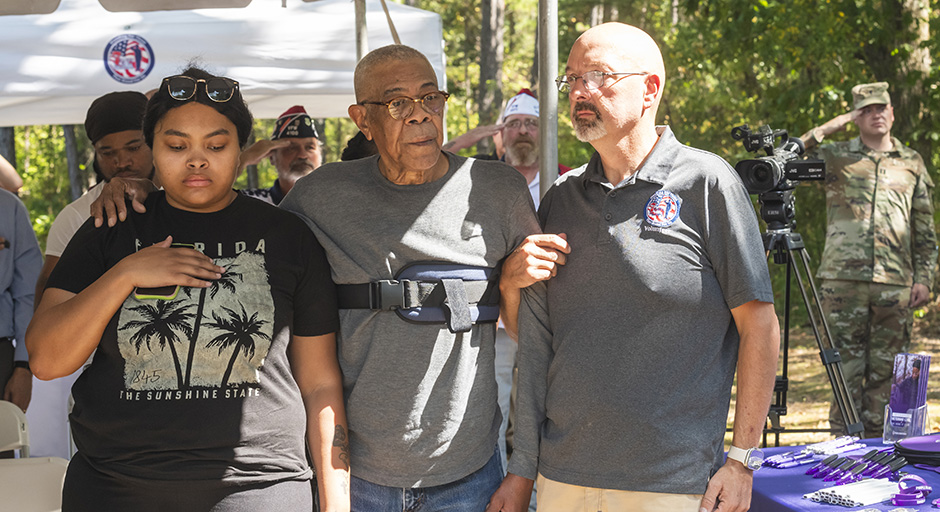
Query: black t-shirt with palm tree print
[[47, 191, 339, 486]]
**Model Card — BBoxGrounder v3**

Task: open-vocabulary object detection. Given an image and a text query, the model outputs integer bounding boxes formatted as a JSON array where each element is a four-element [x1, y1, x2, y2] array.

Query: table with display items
[[751, 437, 940, 511]]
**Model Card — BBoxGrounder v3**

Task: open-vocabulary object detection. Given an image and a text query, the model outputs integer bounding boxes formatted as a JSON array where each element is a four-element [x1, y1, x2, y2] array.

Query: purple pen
[[870, 457, 907, 479], [806, 454, 839, 475], [815, 457, 848, 479], [776, 457, 816, 469], [823, 459, 857, 482], [861, 452, 896, 476], [834, 463, 870, 485], [814, 456, 849, 479]]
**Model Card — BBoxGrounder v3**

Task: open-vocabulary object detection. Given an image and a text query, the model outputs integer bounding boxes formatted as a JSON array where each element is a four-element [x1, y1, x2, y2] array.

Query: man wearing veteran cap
[[240, 105, 322, 205], [499, 89, 571, 206], [800, 81, 937, 438]]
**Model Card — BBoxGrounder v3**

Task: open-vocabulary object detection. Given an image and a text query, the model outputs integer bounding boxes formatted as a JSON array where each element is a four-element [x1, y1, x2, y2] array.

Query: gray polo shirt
[[508, 126, 773, 494]]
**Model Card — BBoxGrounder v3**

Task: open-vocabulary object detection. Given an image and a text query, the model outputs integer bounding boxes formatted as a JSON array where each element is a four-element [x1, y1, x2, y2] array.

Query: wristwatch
[[728, 445, 764, 471]]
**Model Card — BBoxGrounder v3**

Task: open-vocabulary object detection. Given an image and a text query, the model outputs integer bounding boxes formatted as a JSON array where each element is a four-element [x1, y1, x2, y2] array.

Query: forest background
[[3, 0, 940, 413]]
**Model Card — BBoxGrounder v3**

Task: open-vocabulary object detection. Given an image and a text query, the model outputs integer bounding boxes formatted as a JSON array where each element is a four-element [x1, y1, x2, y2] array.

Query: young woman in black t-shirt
[[27, 68, 349, 511]]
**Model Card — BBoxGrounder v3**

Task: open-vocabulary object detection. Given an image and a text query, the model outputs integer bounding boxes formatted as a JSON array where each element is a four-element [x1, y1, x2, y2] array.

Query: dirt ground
[[725, 322, 940, 448]]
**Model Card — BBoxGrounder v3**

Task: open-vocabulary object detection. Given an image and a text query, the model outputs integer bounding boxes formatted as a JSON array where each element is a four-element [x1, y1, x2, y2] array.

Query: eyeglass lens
[[556, 71, 606, 92], [388, 92, 446, 119], [505, 119, 538, 130], [166, 77, 236, 102]]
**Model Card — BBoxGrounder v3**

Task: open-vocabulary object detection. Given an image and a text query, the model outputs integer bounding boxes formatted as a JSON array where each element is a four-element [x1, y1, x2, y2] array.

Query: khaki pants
[[535, 474, 703, 512]]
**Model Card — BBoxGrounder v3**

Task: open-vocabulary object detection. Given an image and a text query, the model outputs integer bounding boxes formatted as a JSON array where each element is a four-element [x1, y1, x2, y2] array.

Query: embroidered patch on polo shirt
[[644, 190, 682, 228]]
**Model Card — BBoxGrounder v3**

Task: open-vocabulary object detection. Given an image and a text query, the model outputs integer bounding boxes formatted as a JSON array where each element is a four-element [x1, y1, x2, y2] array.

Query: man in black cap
[[239, 105, 322, 205], [36, 91, 155, 297], [29, 90, 153, 459]]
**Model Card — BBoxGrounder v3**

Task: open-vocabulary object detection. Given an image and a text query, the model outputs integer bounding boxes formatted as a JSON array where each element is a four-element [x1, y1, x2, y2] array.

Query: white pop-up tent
[[0, 0, 446, 126]]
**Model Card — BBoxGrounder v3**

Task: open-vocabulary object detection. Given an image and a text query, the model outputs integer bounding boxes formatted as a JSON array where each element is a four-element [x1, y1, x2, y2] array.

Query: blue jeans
[[351, 446, 503, 511]]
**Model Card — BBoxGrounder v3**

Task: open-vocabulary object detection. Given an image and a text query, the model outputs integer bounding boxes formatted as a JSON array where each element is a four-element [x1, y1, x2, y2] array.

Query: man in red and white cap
[[445, 90, 570, 208], [240, 105, 323, 205], [499, 89, 571, 206]]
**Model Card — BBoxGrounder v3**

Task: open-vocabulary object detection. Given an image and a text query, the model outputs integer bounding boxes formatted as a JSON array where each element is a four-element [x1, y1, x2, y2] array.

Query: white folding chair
[[0, 456, 69, 512], [0, 398, 29, 457]]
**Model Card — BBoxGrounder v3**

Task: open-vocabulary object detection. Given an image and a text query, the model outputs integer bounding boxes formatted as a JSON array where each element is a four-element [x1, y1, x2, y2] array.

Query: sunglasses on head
[[162, 75, 239, 103]]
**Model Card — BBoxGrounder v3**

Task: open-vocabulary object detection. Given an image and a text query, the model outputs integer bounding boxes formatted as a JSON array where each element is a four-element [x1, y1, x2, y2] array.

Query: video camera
[[731, 124, 825, 194], [731, 124, 826, 230]]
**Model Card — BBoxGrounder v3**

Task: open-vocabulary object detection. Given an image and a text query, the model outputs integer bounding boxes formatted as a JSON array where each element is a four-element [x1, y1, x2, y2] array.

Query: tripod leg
[[791, 248, 863, 436]]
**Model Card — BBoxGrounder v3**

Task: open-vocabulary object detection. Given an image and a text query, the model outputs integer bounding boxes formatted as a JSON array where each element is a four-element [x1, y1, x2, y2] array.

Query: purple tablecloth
[[752, 438, 940, 511]]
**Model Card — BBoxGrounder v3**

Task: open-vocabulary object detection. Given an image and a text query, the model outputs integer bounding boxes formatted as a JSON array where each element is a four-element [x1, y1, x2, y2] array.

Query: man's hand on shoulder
[[699, 460, 752, 512], [91, 177, 156, 227], [485, 473, 534, 512]]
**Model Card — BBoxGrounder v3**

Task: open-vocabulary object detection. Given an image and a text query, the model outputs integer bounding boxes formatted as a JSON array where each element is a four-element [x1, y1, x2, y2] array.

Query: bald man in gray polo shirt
[[487, 23, 780, 512]]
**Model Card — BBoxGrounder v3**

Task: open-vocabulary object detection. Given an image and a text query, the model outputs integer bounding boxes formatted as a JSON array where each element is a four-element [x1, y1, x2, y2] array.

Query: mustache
[[573, 101, 602, 119], [290, 159, 316, 169]]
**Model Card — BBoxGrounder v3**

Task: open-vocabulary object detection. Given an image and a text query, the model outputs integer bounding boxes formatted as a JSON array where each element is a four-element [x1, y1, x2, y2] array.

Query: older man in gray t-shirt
[[280, 45, 562, 512]]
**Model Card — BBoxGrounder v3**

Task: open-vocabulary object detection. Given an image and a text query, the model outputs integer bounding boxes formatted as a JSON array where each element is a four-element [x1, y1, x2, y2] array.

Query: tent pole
[[538, 0, 558, 199], [355, 0, 368, 61], [63, 125, 82, 201]]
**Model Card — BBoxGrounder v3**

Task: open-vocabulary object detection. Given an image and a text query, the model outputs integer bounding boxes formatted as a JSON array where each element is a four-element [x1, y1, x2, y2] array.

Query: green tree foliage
[[15, 125, 95, 250], [11, 2, 938, 325]]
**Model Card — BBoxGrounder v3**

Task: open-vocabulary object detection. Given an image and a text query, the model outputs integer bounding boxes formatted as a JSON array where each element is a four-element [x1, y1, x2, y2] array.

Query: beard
[[285, 158, 316, 178], [505, 136, 538, 167], [572, 101, 608, 142]]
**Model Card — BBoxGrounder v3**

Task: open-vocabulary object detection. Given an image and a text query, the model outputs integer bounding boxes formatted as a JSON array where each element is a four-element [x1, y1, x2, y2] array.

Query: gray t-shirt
[[280, 153, 538, 487], [509, 127, 773, 494]]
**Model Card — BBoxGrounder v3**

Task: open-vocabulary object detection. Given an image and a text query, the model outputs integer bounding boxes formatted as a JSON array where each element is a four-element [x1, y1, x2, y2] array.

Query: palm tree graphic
[[120, 299, 195, 389], [184, 263, 243, 387], [204, 303, 271, 388]]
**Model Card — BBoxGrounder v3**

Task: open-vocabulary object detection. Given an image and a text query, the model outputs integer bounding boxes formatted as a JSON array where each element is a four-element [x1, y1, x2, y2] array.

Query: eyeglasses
[[555, 71, 648, 93], [505, 118, 539, 130], [162, 75, 240, 103], [360, 91, 450, 120]]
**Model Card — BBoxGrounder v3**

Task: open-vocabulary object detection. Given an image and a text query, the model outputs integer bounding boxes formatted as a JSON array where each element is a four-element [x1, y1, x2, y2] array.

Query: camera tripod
[[763, 224, 863, 445]]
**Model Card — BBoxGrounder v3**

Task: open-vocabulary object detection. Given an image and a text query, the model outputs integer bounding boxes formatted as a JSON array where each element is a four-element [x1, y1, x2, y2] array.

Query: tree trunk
[[0, 127, 14, 165], [477, 0, 504, 156], [894, 0, 930, 160], [63, 125, 83, 201], [244, 130, 258, 189], [860, 0, 929, 155], [530, 21, 539, 93], [314, 118, 326, 161]]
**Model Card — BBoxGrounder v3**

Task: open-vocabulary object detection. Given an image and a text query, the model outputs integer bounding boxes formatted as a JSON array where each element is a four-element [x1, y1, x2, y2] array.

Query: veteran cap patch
[[272, 105, 319, 140]]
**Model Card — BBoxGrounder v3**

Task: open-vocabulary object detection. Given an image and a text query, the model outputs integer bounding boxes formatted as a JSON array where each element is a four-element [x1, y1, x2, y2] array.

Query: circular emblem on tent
[[103, 34, 154, 84], [645, 190, 682, 227]]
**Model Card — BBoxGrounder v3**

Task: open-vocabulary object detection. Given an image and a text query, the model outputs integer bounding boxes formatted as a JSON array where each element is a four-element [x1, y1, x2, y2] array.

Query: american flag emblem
[[103, 34, 155, 84], [645, 190, 682, 228]]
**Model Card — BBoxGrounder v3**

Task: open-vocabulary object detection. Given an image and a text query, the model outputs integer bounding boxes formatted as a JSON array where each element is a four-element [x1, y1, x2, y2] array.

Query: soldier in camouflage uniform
[[800, 81, 938, 438]]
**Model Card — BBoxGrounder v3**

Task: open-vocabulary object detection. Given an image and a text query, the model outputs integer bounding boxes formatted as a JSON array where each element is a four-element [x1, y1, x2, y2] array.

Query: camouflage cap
[[852, 82, 891, 110]]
